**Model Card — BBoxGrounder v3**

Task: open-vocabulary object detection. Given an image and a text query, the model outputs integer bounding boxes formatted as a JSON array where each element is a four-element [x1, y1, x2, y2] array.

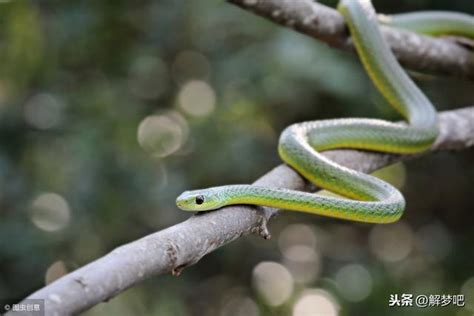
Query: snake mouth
[[175, 195, 189, 210], [176, 202, 193, 211], [175, 193, 186, 208]]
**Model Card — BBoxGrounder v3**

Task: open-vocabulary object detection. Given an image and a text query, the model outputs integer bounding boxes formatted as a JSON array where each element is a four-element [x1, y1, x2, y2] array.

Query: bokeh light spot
[[24, 93, 64, 129], [178, 80, 216, 117], [278, 224, 317, 254], [282, 245, 321, 284], [252, 261, 294, 306], [137, 112, 187, 157], [293, 289, 339, 316], [369, 221, 413, 262], [45, 260, 68, 285], [278, 224, 322, 283], [30, 192, 71, 232], [220, 293, 259, 316], [416, 221, 452, 261], [335, 264, 373, 302]]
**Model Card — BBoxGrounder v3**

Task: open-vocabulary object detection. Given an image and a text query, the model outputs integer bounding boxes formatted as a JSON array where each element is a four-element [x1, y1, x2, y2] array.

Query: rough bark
[[16, 106, 474, 316], [228, 0, 474, 79]]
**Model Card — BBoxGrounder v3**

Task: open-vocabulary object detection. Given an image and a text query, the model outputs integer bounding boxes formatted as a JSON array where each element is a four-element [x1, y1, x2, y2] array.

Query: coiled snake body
[[176, 0, 474, 223]]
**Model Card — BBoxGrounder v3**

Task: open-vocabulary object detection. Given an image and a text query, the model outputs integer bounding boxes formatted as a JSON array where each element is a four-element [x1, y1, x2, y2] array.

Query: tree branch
[[228, 0, 474, 79], [15, 4, 474, 313], [16, 106, 474, 315]]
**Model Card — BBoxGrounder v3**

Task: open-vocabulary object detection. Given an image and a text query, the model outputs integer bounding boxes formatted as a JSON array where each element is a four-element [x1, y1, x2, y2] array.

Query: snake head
[[176, 188, 225, 211]]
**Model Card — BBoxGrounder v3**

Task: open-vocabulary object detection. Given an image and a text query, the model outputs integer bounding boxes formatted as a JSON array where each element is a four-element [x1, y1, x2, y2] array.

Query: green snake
[[176, 0, 474, 223]]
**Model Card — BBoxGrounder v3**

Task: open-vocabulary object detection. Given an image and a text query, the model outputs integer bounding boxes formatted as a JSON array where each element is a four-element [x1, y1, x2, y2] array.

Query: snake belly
[[176, 0, 473, 223]]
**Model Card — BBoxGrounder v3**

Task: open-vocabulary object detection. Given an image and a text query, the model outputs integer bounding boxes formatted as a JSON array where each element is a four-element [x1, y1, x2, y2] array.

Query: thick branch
[[228, 0, 474, 79], [18, 106, 474, 315]]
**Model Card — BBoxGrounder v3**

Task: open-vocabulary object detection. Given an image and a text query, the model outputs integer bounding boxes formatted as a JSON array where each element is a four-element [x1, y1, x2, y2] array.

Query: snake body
[[176, 0, 473, 223], [380, 11, 474, 38]]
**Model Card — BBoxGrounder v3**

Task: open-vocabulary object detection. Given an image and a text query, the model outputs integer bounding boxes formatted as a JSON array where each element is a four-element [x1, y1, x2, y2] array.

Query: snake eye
[[195, 195, 205, 205]]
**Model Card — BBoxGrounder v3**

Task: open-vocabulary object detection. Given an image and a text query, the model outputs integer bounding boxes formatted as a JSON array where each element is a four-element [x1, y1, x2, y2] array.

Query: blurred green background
[[0, 0, 473, 315]]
